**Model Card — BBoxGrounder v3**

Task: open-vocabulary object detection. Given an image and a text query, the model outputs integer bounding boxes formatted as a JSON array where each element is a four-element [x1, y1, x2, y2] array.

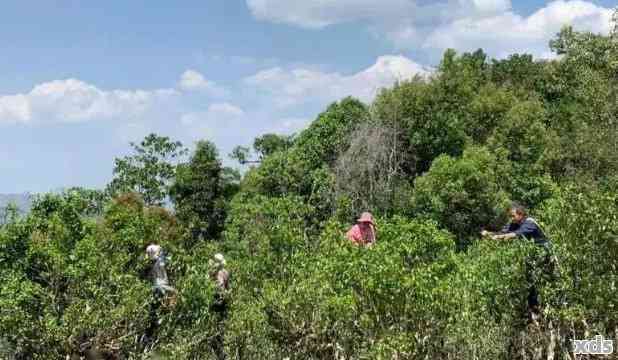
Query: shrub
[[411, 146, 510, 247]]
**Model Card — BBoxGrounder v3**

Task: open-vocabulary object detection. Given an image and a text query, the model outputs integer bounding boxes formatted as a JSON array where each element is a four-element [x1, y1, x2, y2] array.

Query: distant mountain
[[0, 193, 32, 215]]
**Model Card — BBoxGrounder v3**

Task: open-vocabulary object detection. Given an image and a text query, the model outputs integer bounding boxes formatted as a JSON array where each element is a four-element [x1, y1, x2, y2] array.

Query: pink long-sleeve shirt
[[346, 224, 376, 246]]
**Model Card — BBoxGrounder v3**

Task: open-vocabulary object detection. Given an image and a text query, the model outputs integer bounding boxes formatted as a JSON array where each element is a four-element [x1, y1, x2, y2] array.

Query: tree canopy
[[1, 24, 618, 359]]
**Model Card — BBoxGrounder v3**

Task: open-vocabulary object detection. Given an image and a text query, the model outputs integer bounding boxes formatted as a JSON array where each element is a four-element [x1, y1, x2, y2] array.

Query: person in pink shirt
[[346, 212, 377, 247]]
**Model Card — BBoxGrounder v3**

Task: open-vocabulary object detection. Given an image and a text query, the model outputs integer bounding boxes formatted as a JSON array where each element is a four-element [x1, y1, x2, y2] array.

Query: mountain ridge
[[0, 193, 32, 213]]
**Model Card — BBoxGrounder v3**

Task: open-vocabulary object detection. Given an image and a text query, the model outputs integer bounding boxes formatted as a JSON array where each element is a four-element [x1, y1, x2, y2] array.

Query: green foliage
[[223, 193, 312, 289], [253, 133, 294, 159], [372, 79, 468, 176], [443, 239, 532, 358], [0, 202, 20, 227], [466, 84, 517, 143], [0, 190, 187, 358], [550, 26, 617, 74], [293, 97, 369, 169], [487, 100, 556, 207], [3, 26, 618, 359], [241, 97, 368, 223], [489, 100, 549, 165], [107, 133, 188, 205], [538, 185, 618, 325], [229, 133, 292, 165], [170, 140, 239, 243], [229, 145, 251, 165], [254, 218, 458, 359], [490, 54, 547, 92], [411, 147, 510, 246]]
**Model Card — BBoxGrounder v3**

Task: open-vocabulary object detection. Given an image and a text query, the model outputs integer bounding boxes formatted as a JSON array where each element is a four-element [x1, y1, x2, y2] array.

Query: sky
[[0, 0, 616, 193]]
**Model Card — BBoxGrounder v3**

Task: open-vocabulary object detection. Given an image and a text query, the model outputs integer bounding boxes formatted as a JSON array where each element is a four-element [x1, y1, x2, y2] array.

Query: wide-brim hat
[[356, 212, 375, 226], [213, 253, 226, 266], [146, 244, 162, 260]]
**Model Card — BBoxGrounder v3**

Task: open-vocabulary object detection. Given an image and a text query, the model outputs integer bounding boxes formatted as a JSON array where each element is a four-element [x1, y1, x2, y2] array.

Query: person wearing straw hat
[[209, 253, 230, 320], [209, 253, 230, 360], [346, 212, 377, 247], [146, 244, 176, 296], [209, 253, 230, 295], [143, 244, 176, 345]]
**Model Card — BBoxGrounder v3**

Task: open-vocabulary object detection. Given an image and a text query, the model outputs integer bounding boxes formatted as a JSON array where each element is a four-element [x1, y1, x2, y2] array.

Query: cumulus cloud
[[0, 79, 178, 125], [0, 95, 30, 124], [421, 0, 614, 58], [246, 0, 614, 58], [244, 55, 431, 107], [178, 69, 227, 96], [180, 102, 245, 126], [208, 102, 245, 117], [246, 0, 414, 29], [245, 0, 514, 30], [179, 102, 251, 157], [271, 117, 312, 134]]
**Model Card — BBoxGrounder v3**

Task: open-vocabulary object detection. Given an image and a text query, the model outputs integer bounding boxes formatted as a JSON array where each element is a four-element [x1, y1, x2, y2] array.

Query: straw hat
[[146, 244, 162, 260], [213, 253, 226, 267], [356, 212, 375, 226]]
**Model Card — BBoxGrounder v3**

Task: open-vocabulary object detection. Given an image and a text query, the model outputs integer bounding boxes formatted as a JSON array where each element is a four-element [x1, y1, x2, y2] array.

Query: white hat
[[146, 244, 162, 260], [213, 253, 226, 266]]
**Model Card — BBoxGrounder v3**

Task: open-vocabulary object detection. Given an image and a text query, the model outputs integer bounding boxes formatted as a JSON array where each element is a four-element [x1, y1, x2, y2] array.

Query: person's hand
[[481, 230, 490, 237]]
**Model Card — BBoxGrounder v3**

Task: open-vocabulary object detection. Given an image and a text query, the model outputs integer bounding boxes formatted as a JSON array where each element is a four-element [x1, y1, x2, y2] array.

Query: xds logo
[[572, 335, 614, 355]]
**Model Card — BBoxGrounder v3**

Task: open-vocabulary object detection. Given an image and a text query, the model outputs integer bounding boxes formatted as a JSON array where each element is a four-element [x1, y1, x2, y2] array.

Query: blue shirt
[[500, 217, 548, 246]]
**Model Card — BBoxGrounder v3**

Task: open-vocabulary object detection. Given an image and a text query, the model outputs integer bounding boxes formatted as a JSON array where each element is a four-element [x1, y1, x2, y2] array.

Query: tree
[[229, 134, 293, 165], [333, 120, 410, 216], [229, 145, 253, 165], [411, 147, 510, 247], [170, 140, 239, 242], [489, 54, 546, 92], [0, 202, 20, 226], [107, 133, 187, 206], [371, 76, 469, 177], [243, 97, 369, 198], [253, 133, 294, 159]]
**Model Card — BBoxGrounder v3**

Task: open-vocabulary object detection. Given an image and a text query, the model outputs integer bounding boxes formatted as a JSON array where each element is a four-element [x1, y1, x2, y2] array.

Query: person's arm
[[490, 232, 517, 240], [346, 226, 361, 245], [482, 223, 514, 238]]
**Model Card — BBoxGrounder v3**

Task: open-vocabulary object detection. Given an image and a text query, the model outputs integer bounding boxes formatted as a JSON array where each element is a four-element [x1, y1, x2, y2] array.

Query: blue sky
[[0, 0, 615, 193]]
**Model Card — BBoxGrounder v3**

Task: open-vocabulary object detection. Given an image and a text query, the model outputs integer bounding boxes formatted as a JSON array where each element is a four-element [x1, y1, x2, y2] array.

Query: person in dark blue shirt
[[481, 204, 548, 246], [482, 204, 556, 325]]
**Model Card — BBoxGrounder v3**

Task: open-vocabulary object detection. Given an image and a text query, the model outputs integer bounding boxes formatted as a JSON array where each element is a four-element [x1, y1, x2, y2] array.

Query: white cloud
[[421, 0, 614, 58], [0, 95, 30, 124], [246, 0, 414, 29], [0, 79, 178, 125], [245, 0, 513, 30], [179, 102, 251, 157], [272, 117, 311, 134], [181, 102, 245, 126], [244, 55, 431, 107], [208, 102, 245, 117], [178, 69, 227, 96], [247, 0, 614, 58]]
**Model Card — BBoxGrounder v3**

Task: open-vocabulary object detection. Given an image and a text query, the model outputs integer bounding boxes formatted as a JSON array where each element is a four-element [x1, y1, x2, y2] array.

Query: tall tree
[[253, 133, 293, 159], [107, 133, 187, 206], [170, 140, 239, 242]]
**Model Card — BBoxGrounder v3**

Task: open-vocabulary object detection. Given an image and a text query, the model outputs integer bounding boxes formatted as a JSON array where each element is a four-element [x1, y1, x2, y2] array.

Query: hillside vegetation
[[1, 25, 617, 359]]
